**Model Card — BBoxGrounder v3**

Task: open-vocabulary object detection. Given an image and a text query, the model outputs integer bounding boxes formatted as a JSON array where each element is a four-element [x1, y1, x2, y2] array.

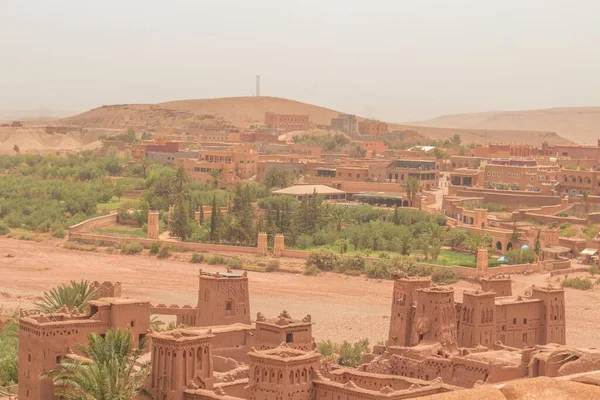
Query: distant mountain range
[[410, 107, 600, 144], [59, 96, 572, 146]]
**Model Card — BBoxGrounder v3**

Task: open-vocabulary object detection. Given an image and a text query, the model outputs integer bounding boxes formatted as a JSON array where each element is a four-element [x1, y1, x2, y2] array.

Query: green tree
[[511, 223, 521, 242], [335, 238, 349, 254], [582, 191, 590, 214], [210, 195, 219, 242], [198, 202, 204, 224], [451, 134, 462, 147], [402, 177, 421, 206], [170, 197, 192, 241], [34, 280, 99, 314], [208, 169, 224, 190], [0, 312, 18, 388], [467, 233, 492, 255], [42, 329, 150, 400], [328, 206, 354, 233], [264, 168, 296, 189], [448, 229, 469, 250], [396, 227, 413, 255], [170, 165, 190, 198], [534, 230, 541, 255]]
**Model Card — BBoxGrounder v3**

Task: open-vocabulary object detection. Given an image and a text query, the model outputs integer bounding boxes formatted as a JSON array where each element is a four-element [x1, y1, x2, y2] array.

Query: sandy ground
[[1, 237, 599, 348]]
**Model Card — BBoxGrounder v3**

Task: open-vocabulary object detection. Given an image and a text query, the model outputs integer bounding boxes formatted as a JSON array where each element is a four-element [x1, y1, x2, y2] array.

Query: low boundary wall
[[69, 232, 258, 255], [68, 213, 118, 235]]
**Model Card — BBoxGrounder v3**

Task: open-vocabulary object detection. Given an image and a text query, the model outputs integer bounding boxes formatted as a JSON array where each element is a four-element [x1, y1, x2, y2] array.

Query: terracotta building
[[331, 114, 358, 134], [150, 270, 250, 327], [358, 120, 388, 136], [178, 145, 258, 186], [18, 293, 150, 400], [264, 112, 309, 132]]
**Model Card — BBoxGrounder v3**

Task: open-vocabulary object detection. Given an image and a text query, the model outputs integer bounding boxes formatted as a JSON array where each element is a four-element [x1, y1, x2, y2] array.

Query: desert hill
[[412, 107, 600, 144], [60, 96, 572, 146], [391, 124, 571, 146]]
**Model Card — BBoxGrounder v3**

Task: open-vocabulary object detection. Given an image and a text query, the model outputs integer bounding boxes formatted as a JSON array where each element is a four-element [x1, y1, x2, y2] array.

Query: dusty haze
[[1, 0, 600, 123]]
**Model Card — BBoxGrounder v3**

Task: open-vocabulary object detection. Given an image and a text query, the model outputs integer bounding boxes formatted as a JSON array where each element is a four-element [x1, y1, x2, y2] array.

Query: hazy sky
[[1, 0, 599, 121]]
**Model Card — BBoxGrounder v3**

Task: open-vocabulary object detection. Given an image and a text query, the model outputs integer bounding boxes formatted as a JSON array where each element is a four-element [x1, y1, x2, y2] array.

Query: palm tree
[[467, 233, 492, 255], [34, 280, 99, 314], [328, 206, 354, 232], [208, 169, 224, 190], [42, 330, 150, 400], [402, 177, 421, 206], [335, 238, 350, 254], [170, 165, 191, 198]]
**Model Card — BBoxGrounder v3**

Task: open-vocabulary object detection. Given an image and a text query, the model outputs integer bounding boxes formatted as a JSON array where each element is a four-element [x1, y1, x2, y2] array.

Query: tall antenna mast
[[256, 75, 261, 97]]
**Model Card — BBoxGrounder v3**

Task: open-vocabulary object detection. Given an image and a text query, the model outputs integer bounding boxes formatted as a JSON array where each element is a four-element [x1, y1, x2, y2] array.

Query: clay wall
[[495, 300, 544, 348], [68, 213, 118, 235], [68, 233, 258, 255], [255, 321, 313, 351], [150, 304, 197, 326], [458, 291, 496, 348], [412, 288, 456, 346], [313, 381, 448, 399], [388, 278, 431, 347], [480, 278, 512, 296], [451, 187, 561, 207]]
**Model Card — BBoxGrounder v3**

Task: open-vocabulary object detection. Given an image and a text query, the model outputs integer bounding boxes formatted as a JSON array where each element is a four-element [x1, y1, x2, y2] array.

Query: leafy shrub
[[431, 268, 459, 284], [562, 277, 593, 290], [317, 339, 370, 367], [228, 256, 243, 269], [266, 260, 280, 272], [190, 252, 204, 264], [149, 242, 161, 255], [306, 249, 341, 271], [121, 242, 143, 255], [0, 222, 11, 235], [52, 228, 66, 238], [64, 242, 96, 252], [157, 246, 171, 259], [365, 261, 393, 279], [339, 255, 366, 275], [505, 249, 537, 265], [304, 264, 319, 276], [589, 265, 599, 276], [207, 255, 227, 265]]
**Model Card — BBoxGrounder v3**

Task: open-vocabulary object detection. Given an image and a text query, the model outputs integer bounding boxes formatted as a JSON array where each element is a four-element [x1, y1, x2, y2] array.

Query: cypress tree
[[198, 202, 204, 224], [210, 196, 218, 242]]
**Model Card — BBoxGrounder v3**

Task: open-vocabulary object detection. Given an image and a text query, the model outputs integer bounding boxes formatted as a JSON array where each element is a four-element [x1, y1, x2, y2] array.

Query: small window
[[286, 333, 293, 343], [130, 321, 135, 328], [56, 355, 62, 364], [28, 353, 32, 362], [523, 318, 527, 325], [512, 318, 517, 325], [226, 301, 232, 311]]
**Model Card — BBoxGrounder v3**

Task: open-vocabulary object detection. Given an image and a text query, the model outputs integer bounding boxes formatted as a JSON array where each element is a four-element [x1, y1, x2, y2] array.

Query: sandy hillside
[[391, 124, 572, 146], [0, 126, 102, 154], [60, 97, 344, 131], [411, 107, 600, 144], [61, 96, 573, 146]]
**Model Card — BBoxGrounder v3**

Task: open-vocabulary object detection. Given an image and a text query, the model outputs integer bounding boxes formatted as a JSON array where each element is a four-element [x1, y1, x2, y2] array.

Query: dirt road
[[0, 238, 598, 348]]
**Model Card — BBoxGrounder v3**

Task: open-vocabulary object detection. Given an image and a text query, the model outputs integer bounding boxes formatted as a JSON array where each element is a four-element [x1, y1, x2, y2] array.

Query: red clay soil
[[0, 238, 599, 347]]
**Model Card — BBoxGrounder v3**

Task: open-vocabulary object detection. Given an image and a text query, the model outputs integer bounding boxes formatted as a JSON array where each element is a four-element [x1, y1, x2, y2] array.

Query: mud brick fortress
[[17, 269, 600, 400]]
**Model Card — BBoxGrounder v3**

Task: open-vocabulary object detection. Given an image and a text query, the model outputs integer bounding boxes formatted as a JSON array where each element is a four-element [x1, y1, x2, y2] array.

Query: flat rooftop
[[272, 184, 345, 196]]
